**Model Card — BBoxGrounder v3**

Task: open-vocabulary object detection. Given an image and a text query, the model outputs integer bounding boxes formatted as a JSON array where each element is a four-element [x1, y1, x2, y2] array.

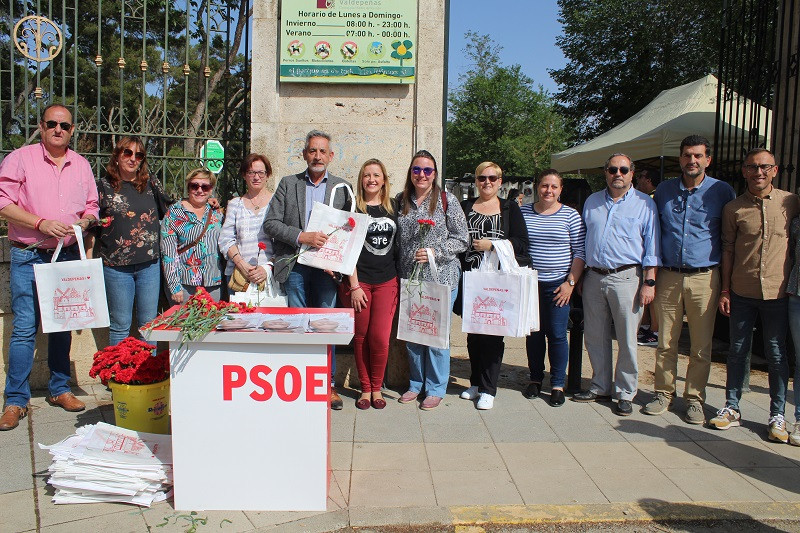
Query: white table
[[143, 307, 354, 511]]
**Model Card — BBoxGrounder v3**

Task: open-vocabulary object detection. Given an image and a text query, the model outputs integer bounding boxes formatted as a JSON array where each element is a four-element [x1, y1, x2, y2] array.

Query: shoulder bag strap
[[177, 208, 213, 255]]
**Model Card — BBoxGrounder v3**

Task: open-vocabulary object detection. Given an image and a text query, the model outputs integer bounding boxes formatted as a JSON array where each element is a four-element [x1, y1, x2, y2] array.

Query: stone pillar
[[251, 0, 448, 389]]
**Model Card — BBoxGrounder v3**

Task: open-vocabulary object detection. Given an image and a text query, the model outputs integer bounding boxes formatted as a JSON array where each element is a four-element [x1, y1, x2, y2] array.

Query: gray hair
[[604, 152, 635, 172], [304, 130, 332, 150]]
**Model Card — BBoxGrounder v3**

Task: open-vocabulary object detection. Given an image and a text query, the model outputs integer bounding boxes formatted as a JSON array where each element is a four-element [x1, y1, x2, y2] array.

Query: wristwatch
[[643, 279, 656, 287], [567, 278, 576, 287]]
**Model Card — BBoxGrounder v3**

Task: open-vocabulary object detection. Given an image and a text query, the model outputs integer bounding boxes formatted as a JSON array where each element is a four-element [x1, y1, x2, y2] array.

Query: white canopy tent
[[550, 74, 771, 175]]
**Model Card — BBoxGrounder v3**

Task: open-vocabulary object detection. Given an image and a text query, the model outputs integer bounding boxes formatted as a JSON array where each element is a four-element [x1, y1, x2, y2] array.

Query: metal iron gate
[[1, 0, 251, 201], [714, 0, 800, 194]]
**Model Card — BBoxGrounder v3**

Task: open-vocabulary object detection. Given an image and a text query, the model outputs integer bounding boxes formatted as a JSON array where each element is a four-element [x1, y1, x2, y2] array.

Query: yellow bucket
[[110, 380, 170, 434]]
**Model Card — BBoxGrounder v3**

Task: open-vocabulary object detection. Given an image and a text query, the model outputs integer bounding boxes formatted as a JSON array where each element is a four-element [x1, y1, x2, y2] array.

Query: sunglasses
[[606, 166, 631, 175], [188, 182, 213, 192], [121, 148, 146, 161], [412, 166, 435, 177], [477, 175, 499, 183], [43, 120, 72, 130]]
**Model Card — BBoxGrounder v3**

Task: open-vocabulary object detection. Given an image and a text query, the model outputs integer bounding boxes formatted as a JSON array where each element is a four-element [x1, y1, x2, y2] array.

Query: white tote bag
[[297, 183, 370, 276], [33, 225, 110, 333], [461, 240, 539, 337], [229, 267, 289, 307], [461, 248, 527, 337], [397, 250, 452, 349]]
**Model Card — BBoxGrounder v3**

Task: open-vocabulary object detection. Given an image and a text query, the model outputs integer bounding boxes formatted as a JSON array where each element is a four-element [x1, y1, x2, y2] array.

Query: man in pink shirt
[[0, 104, 99, 430]]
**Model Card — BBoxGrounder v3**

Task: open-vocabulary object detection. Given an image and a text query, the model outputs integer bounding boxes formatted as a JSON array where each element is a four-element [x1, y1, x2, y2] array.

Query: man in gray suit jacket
[[263, 130, 352, 409]]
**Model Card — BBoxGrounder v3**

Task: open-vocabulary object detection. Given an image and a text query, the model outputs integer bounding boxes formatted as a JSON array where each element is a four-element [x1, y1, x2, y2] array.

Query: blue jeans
[[726, 292, 789, 417], [284, 263, 340, 382], [104, 260, 161, 347], [526, 279, 571, 388], [406, 284, 458, 398], [789, 295, 800, 422], [6, 246, 80, 407]]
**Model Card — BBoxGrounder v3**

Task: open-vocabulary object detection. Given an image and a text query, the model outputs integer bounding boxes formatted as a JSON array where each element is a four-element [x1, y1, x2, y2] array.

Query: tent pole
[[660, 156, 665, 179]]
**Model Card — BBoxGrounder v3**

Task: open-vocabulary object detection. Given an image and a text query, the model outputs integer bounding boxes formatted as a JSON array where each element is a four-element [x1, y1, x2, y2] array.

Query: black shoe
[[550, 389, 565, 407], [523, 382, 541, 399], [572, 390, 612, 403], [616, 399, 633, 416]]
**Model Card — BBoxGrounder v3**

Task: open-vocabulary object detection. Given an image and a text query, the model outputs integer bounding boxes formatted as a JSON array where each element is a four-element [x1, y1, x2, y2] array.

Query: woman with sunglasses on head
[[520, 169, 586, 407], [161, 168, 224, 303], [459, 162, 529, 410], [218, 154, 274, 296], [397, 150, 469, 410], [340, 159, 399, 410], [95, 136, 173, 347]]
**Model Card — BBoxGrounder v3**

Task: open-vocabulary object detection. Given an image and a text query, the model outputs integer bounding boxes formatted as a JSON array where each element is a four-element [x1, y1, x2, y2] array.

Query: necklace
[[246, 191, 267, 211]]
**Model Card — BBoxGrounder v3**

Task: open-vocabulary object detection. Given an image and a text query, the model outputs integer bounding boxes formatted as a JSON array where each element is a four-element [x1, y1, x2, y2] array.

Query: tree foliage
[[2, 0, 251, 200], [552, 0, 722, 142], [446, 32, 571, 179]]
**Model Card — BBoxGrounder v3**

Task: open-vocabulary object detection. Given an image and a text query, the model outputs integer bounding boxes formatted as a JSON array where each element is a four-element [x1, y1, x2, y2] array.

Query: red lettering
[[249, 365, 273, 401], [306, 365, 328, 402], [222, 365, 246, 401], [276, 366, 302, 402]]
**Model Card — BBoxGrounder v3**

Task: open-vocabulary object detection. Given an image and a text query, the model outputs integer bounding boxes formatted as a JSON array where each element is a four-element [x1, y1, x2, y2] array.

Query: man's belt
[[588, 264, 639, 275], [663, 266, 715, 274], [10, 240, 76, 254]]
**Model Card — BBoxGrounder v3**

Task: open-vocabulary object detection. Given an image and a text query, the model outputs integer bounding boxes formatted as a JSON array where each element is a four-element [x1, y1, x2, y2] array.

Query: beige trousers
[[653, 268, 720, 403]]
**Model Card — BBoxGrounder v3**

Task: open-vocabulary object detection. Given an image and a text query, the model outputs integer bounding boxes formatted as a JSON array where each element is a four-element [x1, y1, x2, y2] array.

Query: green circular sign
[[201, 140, 225, 174]]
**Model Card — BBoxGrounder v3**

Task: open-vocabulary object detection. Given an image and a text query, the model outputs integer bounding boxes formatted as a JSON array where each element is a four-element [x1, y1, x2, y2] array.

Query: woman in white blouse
[[218, 154, 274, 292]]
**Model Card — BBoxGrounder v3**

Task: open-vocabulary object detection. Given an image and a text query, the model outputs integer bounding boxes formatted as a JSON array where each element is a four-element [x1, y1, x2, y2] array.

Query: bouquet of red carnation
[[407, 218, 436, 291], [142, 287, 256, 343], [89, 337, 168, 386]]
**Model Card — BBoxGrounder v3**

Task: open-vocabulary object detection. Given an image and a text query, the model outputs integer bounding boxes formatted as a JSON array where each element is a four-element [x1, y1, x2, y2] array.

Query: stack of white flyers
[[39, 421, 172, 506], [218, 312, 354, 334]]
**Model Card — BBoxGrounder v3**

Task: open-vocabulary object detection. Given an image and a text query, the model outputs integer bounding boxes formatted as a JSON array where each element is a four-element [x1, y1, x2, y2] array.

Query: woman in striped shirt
[[218, 154, 274, 293], [520, 169, 586, 406]]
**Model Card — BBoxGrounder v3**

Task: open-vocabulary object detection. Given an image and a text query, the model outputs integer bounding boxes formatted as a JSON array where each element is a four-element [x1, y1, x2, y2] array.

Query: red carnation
[[347, 217, 356, 229], [258, 242, 267, 251]]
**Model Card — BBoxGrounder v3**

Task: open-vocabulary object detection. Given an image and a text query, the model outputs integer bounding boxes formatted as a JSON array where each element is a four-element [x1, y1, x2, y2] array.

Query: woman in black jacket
[[459, 161, 529, 409]]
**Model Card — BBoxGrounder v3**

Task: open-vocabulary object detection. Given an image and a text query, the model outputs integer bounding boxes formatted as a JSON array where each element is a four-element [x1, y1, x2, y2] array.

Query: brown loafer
[[330, 388, 343, 410], [0, 405, 28, 431], [46, 392, 85, 412]]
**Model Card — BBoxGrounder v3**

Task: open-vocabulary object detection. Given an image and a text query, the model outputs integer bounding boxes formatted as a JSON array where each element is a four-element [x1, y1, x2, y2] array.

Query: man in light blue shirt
[[573, 153, 660, 416], [644, 135, 736, 425]]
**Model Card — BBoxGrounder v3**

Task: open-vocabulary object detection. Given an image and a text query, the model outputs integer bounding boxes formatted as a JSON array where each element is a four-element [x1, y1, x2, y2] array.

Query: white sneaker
[[476, 393, 495, 410], [460, 386, 479, 400], [790, 423, 800, 447]]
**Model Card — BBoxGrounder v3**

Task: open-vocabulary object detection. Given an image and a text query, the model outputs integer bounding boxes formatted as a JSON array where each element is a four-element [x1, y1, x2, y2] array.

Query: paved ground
[[3, 321, 800, 533]]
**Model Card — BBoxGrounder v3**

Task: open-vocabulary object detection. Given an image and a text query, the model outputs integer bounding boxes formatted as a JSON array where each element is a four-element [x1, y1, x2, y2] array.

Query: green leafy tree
[[446, 32, 572, 179], [552, 0, 722, 142]]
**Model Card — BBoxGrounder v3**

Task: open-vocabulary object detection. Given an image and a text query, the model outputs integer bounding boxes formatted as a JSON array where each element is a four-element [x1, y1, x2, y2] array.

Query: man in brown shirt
[[711, 148, 800, 443]]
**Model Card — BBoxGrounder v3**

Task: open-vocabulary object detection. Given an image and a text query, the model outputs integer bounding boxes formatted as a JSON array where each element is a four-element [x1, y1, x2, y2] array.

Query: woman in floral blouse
[[97, 136, 171, 346], [161, 168, 224, 302], [396, 150, 469, 410]]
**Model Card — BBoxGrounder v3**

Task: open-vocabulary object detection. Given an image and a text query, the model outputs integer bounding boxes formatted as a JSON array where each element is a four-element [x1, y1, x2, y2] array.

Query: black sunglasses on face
[[477, 175, 499, 183], [188, 182, 213, 192], [606, 166, 630, 175], [122, 148, 146, 161], [43, 120, 73, 130]]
